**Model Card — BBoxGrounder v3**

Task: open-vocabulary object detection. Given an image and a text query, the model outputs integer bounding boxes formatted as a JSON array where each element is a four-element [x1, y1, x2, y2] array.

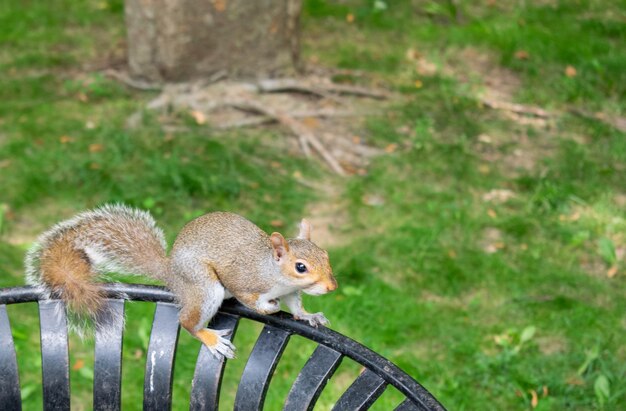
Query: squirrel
[[25, 204, 338, 359]]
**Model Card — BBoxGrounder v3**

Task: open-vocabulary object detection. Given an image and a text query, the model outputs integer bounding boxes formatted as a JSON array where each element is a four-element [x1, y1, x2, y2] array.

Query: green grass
[[1, 0, 625, 410]]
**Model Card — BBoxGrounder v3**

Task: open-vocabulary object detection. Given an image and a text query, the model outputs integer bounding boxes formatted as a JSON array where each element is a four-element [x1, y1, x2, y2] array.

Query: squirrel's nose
[[326, 277, 338, 292]]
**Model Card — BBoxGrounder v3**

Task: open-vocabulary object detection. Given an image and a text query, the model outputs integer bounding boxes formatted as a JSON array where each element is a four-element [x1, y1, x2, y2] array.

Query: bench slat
[[0, 304, 21, 411], [94, 299, 125, 411], [234, 325, 290, 410], [283, 344, 343, 411], [189, 313, 239, 411], [331, 368, 387, 411], [39, 300, 70, 411], [143, 302, 180, 411]]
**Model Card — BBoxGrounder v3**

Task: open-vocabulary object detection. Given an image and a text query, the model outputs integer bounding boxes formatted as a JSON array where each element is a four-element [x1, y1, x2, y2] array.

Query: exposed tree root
[[125, 75, 390, 175]]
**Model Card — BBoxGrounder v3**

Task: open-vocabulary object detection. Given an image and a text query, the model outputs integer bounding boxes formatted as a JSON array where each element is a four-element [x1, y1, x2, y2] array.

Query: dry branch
[[480, 98, 551, 118], [225, 100, 346, 175], [216, 108, 372, 129], [481, 96, 626, 133], [567, 108, 626, 132], [256, 78, 389, 100]]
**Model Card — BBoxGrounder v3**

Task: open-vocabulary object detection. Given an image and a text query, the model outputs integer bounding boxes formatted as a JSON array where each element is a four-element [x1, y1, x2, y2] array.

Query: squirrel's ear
[[270, 232, 290, 261], [297, 219, 311, 241]]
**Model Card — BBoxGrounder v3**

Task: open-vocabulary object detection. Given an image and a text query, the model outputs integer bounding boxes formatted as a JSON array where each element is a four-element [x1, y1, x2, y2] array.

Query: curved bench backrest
[[0, 284, 446, 411]]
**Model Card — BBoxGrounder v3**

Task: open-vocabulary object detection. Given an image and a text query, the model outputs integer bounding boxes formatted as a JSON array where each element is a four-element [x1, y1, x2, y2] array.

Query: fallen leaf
[[515, 50, 530, 60], [565, 65, 577, 77], [484, 244, 499, 254], [487, 209, 497, 218], [190, 110, 206, 125], [72, 359, 85, 371], [607, 265, 618, 278], [478, 133, 493, 144], [566, 376, 585, 386], [89, 143, 104, 153], [362, 194, 385, 206], [416, 59, 438, 76], [212, 0, 226, 12], [270, 220, 284, 228], [529, 389, 538, 408], [384, 143, 398, 153], [482, 189, 516, 204], [346, 13, 355, 23], [396, 125, 411, 135], [405, 48, 421, 60], [59, 135, 74, 144], [302, 117, 319, 129]]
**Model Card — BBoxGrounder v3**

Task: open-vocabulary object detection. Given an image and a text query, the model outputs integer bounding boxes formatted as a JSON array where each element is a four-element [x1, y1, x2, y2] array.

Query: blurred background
[[0, 0, 624, 409]]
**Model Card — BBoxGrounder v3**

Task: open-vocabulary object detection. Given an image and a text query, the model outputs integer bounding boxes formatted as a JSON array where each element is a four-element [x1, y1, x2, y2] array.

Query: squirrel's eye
[[295, 262, 307, 273]]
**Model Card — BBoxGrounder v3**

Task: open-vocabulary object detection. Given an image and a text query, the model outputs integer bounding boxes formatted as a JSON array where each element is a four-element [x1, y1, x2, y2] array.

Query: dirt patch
[[446, 47, 521, 103], [412, 47, 562, 177], [536, 335, 569, 355], [479, 227, 505, 254], [300, 180, 351, 249]]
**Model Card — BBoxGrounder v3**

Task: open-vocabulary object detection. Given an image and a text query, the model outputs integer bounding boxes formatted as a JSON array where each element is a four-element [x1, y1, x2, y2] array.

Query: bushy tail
[[25, 204, 169, 335]]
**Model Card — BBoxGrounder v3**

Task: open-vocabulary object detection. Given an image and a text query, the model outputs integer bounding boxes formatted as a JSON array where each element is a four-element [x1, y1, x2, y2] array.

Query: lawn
[[1, 0, 625, 410]]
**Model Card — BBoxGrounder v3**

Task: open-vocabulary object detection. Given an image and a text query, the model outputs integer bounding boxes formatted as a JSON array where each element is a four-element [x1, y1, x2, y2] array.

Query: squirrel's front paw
[[296, 312, 329, 327], [256, 298, 281, 315]]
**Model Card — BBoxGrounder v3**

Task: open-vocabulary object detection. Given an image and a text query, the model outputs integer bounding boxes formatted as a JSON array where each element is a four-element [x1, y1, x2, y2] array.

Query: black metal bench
[[0, 284, 446, 410]]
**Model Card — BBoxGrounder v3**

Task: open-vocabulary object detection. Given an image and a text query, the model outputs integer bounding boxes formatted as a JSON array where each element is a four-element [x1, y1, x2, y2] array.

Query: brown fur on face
[[283, 238, 337, 292]]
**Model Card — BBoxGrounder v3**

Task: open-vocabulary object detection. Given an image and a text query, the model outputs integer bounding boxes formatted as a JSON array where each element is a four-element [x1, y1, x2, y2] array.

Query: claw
[[197, 328, 236, 359], [296, 312, 329, 327]]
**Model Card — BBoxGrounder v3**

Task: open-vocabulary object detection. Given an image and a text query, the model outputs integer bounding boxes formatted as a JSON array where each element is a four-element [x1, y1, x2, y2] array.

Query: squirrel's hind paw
[[297, 312, 330, 327], [197, 328, 236, 359]]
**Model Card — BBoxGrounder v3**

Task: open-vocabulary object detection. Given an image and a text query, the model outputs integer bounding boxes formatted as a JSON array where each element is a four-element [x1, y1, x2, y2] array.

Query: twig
[[319, 83, 390, 99], [216, 108, 372, 129], [225, 100, 346, 175], [567, 108, 626, 132], [480, 98, 551, 118], [482, 96, 626, 133], [256, 79, 344, 103], [256, 78, 389, 100]]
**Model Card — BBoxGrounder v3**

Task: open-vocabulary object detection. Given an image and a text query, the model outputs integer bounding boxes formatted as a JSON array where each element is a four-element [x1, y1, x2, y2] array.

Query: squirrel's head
[[270, 219, 337, 296]]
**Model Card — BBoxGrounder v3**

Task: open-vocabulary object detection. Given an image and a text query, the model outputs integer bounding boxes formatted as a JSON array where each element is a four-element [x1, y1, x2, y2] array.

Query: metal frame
[[0, 284, 446, 411]]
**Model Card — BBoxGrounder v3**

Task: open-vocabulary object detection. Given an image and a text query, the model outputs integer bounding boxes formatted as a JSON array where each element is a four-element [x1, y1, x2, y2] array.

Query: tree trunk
[[125, 0, 302, 82]]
